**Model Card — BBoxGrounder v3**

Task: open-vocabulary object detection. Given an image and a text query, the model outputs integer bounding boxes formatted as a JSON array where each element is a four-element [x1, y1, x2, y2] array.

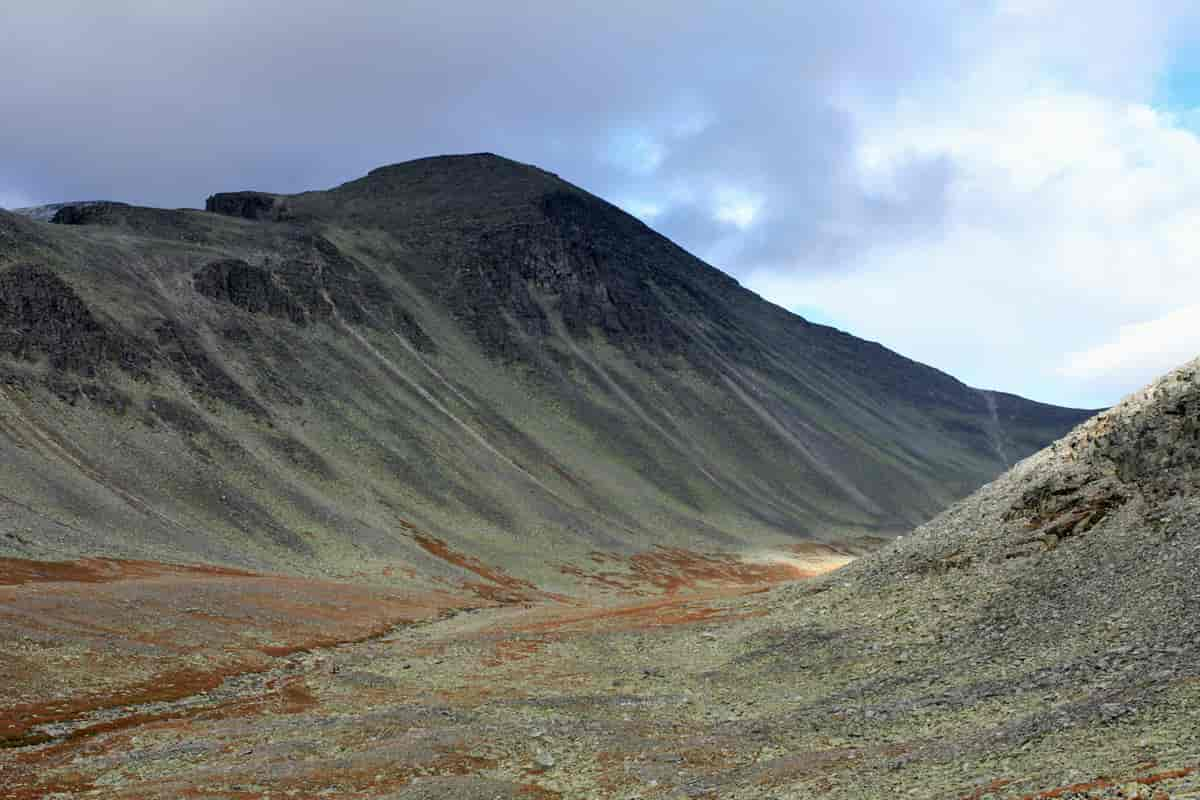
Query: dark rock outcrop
[[194, 259, 304, 324], [47, 202, 206, 242], [205, 192, 284, 221], [0, 264, 142, 375], [192, 240, 435, 352], [50, 202, 133, 226]]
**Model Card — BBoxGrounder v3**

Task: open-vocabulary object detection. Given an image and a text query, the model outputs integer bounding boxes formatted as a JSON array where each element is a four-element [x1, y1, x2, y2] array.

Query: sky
[[2, 1, 1199, 408]]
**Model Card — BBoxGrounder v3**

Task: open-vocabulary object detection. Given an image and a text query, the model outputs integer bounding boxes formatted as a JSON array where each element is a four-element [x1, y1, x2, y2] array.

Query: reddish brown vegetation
[[0, 666, 244, 742], [0, 556, 256, 586], [0, 542, 829, 798], [410, 531, 576, 604], [505, 591, 765, 636], [961, 778, 1014, 799], [1018, 766, 1195, 799], [0, 557, 476, 743], [483, 638, 547, 667]]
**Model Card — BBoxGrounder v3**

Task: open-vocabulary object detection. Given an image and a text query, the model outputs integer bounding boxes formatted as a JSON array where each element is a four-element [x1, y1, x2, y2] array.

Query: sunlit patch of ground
[[555, 543, 855, 598]]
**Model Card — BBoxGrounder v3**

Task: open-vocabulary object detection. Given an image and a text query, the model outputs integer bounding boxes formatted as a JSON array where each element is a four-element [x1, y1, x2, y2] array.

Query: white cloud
[[606, 130, 665, 176], [620, 198, 664, 221], [713, 187, 762, 230], [745, 4, 1200, 408], [1060, 305, 1200, 386]]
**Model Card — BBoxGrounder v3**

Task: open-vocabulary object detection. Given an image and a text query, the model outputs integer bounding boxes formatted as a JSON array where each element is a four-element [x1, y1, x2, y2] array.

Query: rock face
[[192, 240, 435, 349], [194, 259, 304, 324], [0, 264, 127, 375], [205, 191, 284, 220], [49, 202, 134, 226], [291, 156, 744, 365]]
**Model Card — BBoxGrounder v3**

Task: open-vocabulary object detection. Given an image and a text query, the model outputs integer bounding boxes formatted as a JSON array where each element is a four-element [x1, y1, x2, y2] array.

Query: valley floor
[[1, 554, 1198, 799]]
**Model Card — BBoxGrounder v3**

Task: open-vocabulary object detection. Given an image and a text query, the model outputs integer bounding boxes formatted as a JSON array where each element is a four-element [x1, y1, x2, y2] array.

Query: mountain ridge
[[0, 154, 1095, 589]]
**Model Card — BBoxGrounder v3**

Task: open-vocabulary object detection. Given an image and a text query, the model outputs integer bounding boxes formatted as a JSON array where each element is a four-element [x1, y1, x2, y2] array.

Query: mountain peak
[[203, 153, 574, 227], [327, 152, 572, 211], [362, 151, 554, 180]]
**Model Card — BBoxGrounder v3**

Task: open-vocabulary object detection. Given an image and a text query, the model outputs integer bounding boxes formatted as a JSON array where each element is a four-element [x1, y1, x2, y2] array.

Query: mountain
[[0, 154, 1093, 588]]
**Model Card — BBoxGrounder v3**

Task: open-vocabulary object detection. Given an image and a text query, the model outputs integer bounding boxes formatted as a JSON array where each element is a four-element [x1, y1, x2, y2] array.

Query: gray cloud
[[1, 2, 967, 262]]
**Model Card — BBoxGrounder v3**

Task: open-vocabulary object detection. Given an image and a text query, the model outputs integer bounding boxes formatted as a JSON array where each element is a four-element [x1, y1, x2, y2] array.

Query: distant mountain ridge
[[0, 154, 1095, 588]]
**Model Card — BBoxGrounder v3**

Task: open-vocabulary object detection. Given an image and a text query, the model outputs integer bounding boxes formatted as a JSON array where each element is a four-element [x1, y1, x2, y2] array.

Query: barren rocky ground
[[1, 539, 1196, 798], [4, 356, 1198, 799]]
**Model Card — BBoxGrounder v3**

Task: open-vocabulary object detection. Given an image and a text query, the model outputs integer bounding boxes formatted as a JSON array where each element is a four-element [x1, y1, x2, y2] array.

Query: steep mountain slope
[[0, 154, 1092, 587]]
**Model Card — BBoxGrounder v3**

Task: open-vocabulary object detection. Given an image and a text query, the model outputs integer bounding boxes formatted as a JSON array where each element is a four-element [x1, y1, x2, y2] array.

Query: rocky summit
[[4, 154, 1172, 799]]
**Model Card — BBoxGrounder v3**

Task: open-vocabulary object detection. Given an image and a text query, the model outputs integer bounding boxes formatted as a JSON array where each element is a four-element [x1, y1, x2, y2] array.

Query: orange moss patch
[[256, 616, 410, 657], [673, 746, 738, 769], [464, 581, 542, 605], [0, 557, 257, 586], [961, 778, 1013, 799], [1021, 766, 1195, 799], [752, 747, 864, 787], [276, 679, 318, 714], [411, 532, 548, 604], [0, 664, 252, 741], [67, 743, 502, 800], [483, 638, 546, 667], [1025, 778, 1115, 799], [0, 776, 98, 800], [411, 530, 529, 589], [0, 562, 480, 745]]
